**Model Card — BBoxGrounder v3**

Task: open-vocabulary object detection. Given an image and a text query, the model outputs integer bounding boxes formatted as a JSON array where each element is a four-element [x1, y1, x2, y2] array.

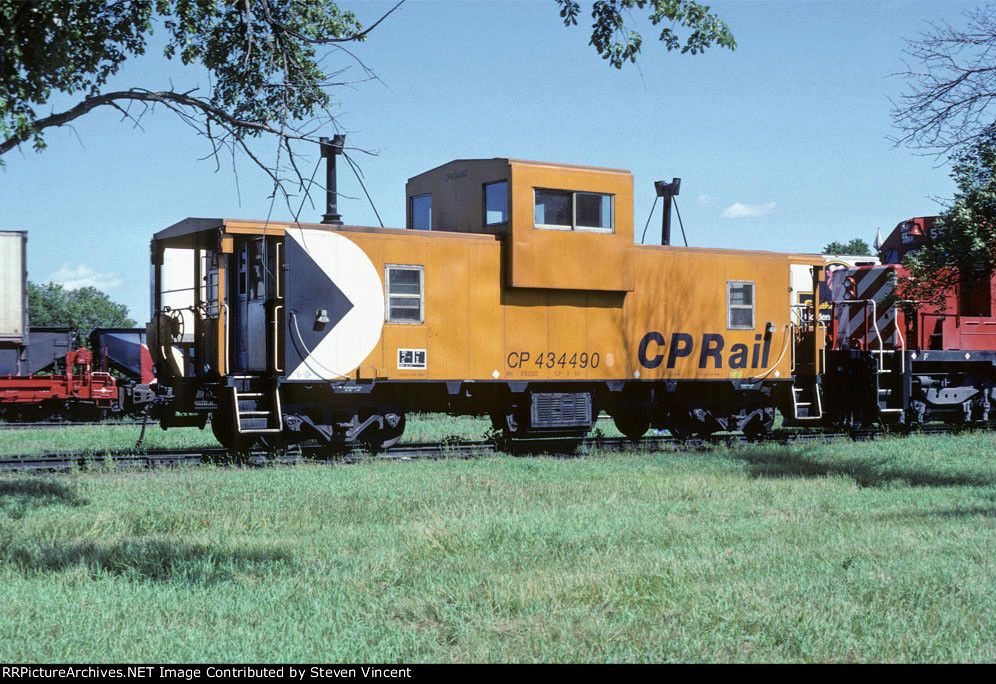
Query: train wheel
[[665, 417, 716, 440], [360, 410, 406, 452], [257, 429, 303, 455], [211, 412, 258, 453], [257, 434, 285, 454], [613, 413, 650, 441], [13, 405, 46, 423], [66, 402, 102, 422]]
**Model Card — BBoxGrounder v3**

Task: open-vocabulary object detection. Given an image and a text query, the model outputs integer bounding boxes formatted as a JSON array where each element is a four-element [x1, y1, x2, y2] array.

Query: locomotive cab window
[[410, 194, 432, 230], [386, 265, 424, 323], [727, 281, 755, 329], [534, 189, 613, 233]]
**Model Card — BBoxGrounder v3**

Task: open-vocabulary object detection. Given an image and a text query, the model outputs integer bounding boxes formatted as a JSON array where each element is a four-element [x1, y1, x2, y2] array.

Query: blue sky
[[0, 0, 976, 321]]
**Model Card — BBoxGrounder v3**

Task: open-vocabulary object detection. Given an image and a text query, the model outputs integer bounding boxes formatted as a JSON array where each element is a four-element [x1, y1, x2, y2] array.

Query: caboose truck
[[148, 156, 828, 451]]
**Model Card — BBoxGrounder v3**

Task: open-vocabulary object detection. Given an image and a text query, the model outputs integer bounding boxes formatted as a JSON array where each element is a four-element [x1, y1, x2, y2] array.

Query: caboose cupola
[[406, 158, 635, 291]]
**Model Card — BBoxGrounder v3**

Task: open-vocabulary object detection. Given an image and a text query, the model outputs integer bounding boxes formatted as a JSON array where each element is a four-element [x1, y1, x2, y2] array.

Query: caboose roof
[[153, 217, 499, 244], [406, 157, 631, 182]]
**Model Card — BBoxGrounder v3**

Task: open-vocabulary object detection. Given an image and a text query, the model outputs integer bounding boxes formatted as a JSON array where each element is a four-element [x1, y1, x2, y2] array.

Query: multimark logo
[[398, 349, 427, 369], [637, 331, 772, 370]]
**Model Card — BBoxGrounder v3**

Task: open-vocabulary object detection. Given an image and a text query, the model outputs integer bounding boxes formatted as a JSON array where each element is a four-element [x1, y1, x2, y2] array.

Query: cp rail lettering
[[506, 351, 601, 369], [638, 331, 772, 370]]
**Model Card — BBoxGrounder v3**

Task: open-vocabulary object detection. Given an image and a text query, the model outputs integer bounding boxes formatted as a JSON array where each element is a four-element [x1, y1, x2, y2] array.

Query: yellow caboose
[[148, 157, 825, 449]]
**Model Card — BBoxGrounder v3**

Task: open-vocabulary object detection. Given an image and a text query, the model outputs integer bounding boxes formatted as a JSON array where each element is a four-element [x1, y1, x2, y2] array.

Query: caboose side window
[[410, 194, 432, 230], [576, 192, 612, 231], [534, 189, 613, 233], [534, 189, 572, 228], [484, 181, 509, 225], [727, 281, 755, 329], [386, 265, 424, 323]]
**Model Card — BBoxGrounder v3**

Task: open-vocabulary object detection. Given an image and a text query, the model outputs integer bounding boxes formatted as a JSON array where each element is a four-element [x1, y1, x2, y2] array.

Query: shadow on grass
[[733, 446, 996, 488], [0, 478, 86, 519], [874, 504, 996, 519], [2, 538, 292, 584]]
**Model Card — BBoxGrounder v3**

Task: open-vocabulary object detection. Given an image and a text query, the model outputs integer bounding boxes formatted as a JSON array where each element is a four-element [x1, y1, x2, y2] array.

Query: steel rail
[[1, 425, 970, 474], [0, 420, 147, 431]]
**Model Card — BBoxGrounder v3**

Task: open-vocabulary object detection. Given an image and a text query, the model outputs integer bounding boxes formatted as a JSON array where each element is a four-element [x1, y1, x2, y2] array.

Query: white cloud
[[48, 264, 123, 291], [720, 201, 777, 219], [696, 193, 716, 206]]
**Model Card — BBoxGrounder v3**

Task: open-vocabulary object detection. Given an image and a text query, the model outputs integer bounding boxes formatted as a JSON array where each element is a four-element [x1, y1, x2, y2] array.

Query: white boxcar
[[0, 230, 27, 343]]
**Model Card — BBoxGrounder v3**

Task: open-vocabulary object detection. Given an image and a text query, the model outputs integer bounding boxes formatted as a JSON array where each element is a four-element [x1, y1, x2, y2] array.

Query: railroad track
[[0, 420, 146, 431], [0, 423, 973, 473], [0, 430, 864, 473]]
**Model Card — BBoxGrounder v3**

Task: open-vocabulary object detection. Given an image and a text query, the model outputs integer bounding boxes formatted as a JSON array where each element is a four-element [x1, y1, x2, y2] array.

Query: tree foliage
[[557, 0, 735, 68], [823, 238, 873, 256], [1, 0, 734, 211], [900, 125, 996, 307], [0, 0, 387, 210], [893, 5, 996, 155], [27, 281, 136, 345]]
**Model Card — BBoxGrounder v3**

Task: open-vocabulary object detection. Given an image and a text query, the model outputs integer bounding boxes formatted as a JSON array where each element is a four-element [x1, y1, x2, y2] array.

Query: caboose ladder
[[791, 378, 824, 421], [229, 376, 282, 434]]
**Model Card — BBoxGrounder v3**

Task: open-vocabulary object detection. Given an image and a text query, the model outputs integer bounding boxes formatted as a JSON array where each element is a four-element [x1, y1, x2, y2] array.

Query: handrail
[[272, 305, 283, 373], [832, 299, 885, 371], [221, 302, 230, 376], [789, 322, 796, 373], [818, 322, 827, 375], [748, 323, 791, 381], [275, 241, 283, 299], [894, 321, 906, 373]]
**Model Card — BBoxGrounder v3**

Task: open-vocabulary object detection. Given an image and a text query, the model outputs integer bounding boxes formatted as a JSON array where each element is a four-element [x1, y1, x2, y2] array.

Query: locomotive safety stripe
[[832, 266, 898, 349]]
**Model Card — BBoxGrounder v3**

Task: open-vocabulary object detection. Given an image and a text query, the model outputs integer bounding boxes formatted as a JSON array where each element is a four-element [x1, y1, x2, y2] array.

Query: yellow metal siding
[[308, 228, 819, 384], [172, 209, 823, 386], [426, 242, 470, 379], [508, 161, 634, 291], [469, 243, 503, 377]]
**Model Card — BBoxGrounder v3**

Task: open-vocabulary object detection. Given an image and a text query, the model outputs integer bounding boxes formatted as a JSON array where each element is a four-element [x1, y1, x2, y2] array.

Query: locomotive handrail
[[832, 299, 887, 372]]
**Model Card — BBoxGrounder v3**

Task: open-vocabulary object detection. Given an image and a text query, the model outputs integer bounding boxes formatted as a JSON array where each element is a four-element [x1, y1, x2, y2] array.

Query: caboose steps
[[790, 379, 823, 421], [228, 378, 282, 435]]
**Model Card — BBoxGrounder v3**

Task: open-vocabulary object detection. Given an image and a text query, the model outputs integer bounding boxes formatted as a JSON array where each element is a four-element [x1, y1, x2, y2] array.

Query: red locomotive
[[823, 216, 996, 427]]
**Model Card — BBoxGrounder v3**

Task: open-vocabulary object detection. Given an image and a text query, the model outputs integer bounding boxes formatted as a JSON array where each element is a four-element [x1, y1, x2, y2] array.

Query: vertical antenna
[[320, 134, 346, 225], [654, 178, 681, 245]]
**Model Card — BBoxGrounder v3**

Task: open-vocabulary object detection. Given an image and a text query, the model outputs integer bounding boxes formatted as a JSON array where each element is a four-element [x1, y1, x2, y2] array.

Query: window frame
[[533, 188, 614, 233], [483, 180, 509, 226], [409, 194, 432, 231], [727, 280, 755, 330], [385, 264, 424, 324]]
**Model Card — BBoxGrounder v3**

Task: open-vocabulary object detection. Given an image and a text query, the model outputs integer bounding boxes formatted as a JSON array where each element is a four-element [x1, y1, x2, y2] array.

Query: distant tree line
[[822, 239, 872, 256], [28, 282, 135, 345]]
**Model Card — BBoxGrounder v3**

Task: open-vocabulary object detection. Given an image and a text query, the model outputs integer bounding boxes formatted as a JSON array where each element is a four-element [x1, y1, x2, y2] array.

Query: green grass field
[[1, 421, 996, 662]]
